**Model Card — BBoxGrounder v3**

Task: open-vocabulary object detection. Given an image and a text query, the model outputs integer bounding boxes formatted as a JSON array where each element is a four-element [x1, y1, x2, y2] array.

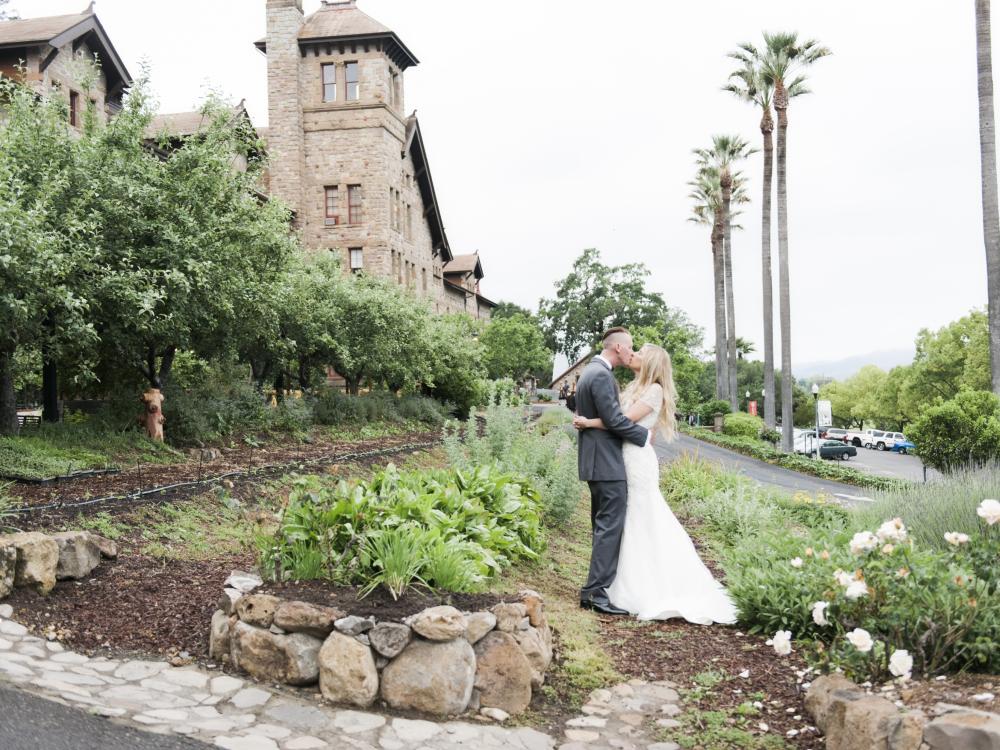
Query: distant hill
[[795, 348, 914, 381]]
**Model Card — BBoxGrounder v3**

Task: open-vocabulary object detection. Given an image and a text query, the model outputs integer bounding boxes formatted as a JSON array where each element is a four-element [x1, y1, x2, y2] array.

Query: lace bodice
[[624, 383, 662, 429]]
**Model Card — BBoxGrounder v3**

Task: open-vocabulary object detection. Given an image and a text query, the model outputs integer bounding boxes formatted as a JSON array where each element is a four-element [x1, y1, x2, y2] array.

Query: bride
[[573, 344, 737, 625]]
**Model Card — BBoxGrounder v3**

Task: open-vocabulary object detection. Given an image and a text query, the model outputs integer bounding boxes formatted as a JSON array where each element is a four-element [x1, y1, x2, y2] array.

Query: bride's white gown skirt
[[607, 441, 738, 625]]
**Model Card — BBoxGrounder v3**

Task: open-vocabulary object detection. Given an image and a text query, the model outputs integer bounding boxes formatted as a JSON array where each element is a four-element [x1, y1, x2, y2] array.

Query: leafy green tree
[[538, 248, 667, 359], [423, 314, 485, 413], [906, 310, 990, 403], [630, 308, 708, 412], [490, 301, 534, 321], [480, 314, 551, 382], [908, 390, 1000, 472], [820, 366, 889, 428]]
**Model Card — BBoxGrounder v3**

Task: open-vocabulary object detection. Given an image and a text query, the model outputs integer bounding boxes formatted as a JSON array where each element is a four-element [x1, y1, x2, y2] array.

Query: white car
[[868, 430, 906, 451]]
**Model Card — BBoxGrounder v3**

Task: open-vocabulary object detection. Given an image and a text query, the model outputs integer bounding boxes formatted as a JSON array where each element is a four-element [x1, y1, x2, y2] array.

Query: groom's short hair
[[601, 326, 631, 349]]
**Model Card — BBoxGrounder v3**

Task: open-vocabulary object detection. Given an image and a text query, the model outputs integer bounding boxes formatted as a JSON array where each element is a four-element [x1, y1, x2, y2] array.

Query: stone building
[[0, 7, 130, 126], [258, 0, 494, 319]]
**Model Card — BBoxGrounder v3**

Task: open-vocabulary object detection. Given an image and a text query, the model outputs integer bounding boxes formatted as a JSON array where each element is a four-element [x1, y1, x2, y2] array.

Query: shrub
[[259, 464, 543, 598], [698, 399, 732, 424], [162, 379, 270, 446], [908, 390, 1000, 472], [722, 412, 765, 440], [311, 388, 448, 427], [760, 427, 781, 445]]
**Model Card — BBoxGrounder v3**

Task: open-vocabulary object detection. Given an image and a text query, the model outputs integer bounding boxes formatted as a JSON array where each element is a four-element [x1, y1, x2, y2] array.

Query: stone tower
[[259, 0, 456, 309]]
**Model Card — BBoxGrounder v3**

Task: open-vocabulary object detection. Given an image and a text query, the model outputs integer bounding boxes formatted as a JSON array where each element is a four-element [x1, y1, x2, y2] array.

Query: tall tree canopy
[[480, 313, 552, 383]]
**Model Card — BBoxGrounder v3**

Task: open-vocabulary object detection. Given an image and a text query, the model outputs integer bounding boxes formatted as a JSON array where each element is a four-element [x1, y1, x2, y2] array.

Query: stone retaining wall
[[806, 674, 1000, 749], [210, 576, 552, 719], [0, 530, 115, 599]]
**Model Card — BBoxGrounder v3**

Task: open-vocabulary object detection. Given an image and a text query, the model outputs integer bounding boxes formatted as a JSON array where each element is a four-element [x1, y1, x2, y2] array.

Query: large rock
[[924, 710, 1000, 749], [889, 710, 927, 750], [464, 612, 497, 645], [826, 692, 901, 750], [218, 588, 242, 616], [513, 625, 552, 688], [805, 674, 862, 734], [318, 632, 378, 707], [91, 534, 118, 560], [473, 631, 533, 715], [235, 594, 281, 628], [231, 621, 321, 686], [0, 532, 58, 594], [274, 600, 343, 639], [209, 610, 234, 660], [492, 602, 528, 633], [380, 637, 476, 715], [50, 531, 101, 580], [334, 615, 375, 636], [368, 622, 411, 658], [224, 570, 263, 594], [407, 606, 466, 641], [0, 543, 15, 599]]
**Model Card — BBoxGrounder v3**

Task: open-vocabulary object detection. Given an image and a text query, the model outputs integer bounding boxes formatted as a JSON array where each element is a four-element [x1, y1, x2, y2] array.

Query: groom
[[575, 327, 649, 615]]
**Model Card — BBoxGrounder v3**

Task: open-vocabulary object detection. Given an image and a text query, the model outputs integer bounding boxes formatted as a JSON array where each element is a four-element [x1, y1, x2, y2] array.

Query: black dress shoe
[[580, 599, 629, 616]]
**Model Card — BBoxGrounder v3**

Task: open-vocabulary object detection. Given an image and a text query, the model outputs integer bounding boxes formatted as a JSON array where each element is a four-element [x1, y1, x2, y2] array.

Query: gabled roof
[[145, 102, 255, 141], [444, 253, 483, 280], [0, 9, 131, 96], [405, 114, 452, 263], [549, 353, 595, 389], [255, 0, 418, 70]]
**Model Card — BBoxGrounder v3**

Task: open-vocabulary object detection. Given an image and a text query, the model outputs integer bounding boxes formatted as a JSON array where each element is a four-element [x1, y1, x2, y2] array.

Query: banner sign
[[748, 401, 758, 416]]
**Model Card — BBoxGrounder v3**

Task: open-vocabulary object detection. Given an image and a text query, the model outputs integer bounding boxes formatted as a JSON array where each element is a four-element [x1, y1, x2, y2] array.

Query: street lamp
[[812, 383, 820, 460], [745, 390, 751, 413]]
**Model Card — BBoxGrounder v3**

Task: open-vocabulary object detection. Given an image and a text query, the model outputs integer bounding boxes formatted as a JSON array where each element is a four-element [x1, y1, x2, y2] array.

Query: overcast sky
[[24, 0, 997, 368]]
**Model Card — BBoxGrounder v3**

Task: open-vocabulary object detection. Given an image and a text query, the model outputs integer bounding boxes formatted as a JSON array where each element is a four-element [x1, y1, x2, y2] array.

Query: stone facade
[[262, 0, 494, 317]]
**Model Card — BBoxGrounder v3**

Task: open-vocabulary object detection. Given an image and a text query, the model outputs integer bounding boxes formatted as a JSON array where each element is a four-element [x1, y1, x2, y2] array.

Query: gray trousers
[[581, 480, 627, 603]]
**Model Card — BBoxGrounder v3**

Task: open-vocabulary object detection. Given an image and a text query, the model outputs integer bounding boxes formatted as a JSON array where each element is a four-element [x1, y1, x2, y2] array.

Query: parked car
[[844, 429, 869, 447], [824, 428, 849, 443], [820, 440, 857, 461], [871, 431, 906, 451], [891, 437, 915, 454]]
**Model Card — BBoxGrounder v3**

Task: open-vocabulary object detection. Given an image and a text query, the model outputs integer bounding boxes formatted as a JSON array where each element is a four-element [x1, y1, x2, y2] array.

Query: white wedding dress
[[607, 384, 738, 625]]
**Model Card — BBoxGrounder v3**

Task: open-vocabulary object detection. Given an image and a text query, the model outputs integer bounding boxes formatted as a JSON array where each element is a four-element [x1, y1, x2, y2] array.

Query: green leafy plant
[[698, 399, 733, 424], [722, 412, 764, 439], [360, 527, 429, 600]]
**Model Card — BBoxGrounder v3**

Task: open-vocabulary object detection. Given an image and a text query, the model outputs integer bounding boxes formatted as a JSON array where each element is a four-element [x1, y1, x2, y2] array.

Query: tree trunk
[[760, 109, 777, 428], [721, 168, 738, 411], [0, 346, 17, 436], [42, 358, 59, 423], [775, 81, 794, 452], [977, 0, 1000, 395], [156, 346, 176, 388], [346, 376, 359, 396], [712, 218, 728, 400]]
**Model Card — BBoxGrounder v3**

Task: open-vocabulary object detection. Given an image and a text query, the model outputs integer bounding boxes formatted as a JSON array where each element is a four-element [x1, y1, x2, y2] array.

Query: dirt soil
[[9, 429, 440, 510]]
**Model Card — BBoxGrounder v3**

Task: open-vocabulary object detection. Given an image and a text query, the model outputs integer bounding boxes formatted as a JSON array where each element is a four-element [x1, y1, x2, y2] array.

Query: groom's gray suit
[[576, 356, 649, 606]]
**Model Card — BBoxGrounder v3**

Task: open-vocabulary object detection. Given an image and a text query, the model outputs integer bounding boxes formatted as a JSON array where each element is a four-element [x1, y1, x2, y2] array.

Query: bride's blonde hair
[[623, 344, 678, 442]]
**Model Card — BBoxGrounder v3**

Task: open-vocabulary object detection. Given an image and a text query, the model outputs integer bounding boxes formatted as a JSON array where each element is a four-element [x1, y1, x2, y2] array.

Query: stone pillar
[[265, 0, 305, 220]]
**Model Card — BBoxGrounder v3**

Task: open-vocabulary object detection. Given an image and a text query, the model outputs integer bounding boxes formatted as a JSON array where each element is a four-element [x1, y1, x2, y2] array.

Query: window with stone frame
[[322, 63, 336, 102], [349, 247, 363, 273], [390, 70, 399, 108], [69, 90, 79, 127], [345, 61, 359, 101], [406, 204, 412, 240], [324, 186, 340, 225], [347, 184, 362, 224]]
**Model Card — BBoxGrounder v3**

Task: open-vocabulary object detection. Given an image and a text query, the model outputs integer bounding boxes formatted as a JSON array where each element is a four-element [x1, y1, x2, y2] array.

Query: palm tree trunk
[[712, 218, 728, 400], [722, 172, 738, 411], [760, 109, 777, 428], [775, 82, 794, 451], [977, 0, 1000, 395]]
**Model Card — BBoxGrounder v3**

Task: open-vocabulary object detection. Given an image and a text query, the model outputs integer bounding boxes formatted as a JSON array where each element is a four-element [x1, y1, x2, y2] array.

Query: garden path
[[0, 607, 685, 750]]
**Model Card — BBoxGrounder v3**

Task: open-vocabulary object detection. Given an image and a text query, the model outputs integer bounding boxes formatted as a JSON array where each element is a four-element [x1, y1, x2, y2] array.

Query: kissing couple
[[573, 327, 737, 624]]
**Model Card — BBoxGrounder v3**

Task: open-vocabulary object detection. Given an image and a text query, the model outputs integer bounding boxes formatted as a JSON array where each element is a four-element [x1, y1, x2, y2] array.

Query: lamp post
[[812, 383, 820, 460], [745, 390, 751, 413]]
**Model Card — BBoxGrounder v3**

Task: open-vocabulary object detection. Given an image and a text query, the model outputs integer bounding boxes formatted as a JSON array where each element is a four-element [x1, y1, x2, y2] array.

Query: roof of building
[[255, 0, 418, 69], [443, 279, 497, 310], [405, 114, 452, 264], [145, 103, 254, 141], [0, 8, 131, 95], [444, 253, 484, 279], [548, 353, 595, 389]]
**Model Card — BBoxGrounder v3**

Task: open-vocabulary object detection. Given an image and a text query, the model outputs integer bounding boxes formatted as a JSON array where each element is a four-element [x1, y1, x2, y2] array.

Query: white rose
[[811, 601, 829, 626], [889, 649, 913, 680], [849, 531, 879, 555], [833, 569, 853, 587], [845, 628, 874, 653], [845, 580, 869, 600], [766, 630, 793, 656], [790, 557, 803, 568], [876, 518, 907, 543], [944, 532, 970, 546], [977, 499, 1000, 526]]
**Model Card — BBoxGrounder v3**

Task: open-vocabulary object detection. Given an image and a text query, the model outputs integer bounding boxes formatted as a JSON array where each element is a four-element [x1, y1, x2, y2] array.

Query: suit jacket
[[576, 359, 649, 481]]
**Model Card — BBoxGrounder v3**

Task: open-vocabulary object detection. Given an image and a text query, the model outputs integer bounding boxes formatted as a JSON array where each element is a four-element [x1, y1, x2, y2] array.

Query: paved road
[[654, 432, 876, 504], [0, 684, 208, 750], [842, 446, 938, 483]]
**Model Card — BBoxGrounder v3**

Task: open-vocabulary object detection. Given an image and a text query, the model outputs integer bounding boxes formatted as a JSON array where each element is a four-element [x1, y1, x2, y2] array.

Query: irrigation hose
[[11, 439, 441, 516]]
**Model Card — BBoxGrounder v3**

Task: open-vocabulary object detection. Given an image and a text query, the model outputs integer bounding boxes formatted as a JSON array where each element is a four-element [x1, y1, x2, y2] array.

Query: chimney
[[265, 0, 305, 219]]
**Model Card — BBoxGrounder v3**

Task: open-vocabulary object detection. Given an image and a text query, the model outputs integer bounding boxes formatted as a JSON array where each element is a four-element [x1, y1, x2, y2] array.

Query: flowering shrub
[[725, 501, 1000, 681]]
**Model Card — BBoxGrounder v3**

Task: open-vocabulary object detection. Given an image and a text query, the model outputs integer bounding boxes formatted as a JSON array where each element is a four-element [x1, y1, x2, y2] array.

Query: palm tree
[[695, 136, 756, 410], [724, 58, 777, 428], [740, 32, 830, 450], [976, 0, 1000, 395], [689, 164, 750, 403]]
